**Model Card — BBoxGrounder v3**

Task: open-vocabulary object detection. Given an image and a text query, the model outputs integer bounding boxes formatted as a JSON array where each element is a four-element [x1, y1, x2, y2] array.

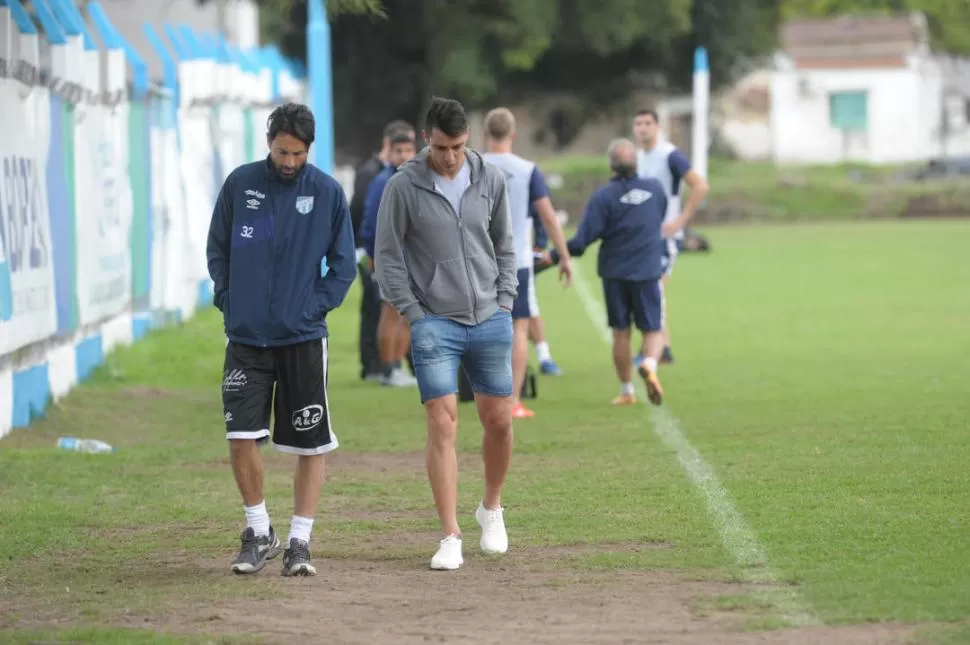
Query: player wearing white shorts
[[632, 108, 708, 365], [482, 107, 572, 419]]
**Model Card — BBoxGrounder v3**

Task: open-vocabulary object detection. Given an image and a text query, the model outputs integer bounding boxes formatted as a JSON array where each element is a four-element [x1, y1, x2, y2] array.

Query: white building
[[770, 13, 970, 165]]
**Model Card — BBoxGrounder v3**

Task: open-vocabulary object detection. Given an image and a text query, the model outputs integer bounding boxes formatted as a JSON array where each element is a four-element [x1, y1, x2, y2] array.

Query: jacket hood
[[397, 146, 487, 189]]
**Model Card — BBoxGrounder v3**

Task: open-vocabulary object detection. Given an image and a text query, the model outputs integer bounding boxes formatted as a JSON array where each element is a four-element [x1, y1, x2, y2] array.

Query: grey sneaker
[[231, 526, 282, 575], [281, 538, 317, 577]]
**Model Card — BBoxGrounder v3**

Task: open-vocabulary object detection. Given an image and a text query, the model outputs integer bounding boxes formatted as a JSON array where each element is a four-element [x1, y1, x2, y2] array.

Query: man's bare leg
[[528, 317, 542, 344], [475, 392, 513, 554], [230, 439, 280, 574], [529, 316, 560, 375], [425, 395, 460, 537], [293, 455, 326, 518], [394, 314, 411, 364], [660, 274, 673, 361], [638, 328, 666, 406], [279, 454, 327, 576], [611, 328, 636, 404], [511, 319, 533, 416], [379, 304, 415, 386], [477, 393, 514, 508], [231, 439, 264, 507], [377, 303, 397, 373]]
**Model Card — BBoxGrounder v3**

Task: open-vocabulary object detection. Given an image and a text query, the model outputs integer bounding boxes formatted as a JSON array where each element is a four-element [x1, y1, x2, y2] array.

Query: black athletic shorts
[[222, 337, 338, 455]]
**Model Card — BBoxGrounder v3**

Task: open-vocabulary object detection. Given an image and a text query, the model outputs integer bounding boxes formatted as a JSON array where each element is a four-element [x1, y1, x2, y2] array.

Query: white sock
[[535, 341, 552, 362], [621, 382, 635, 396], [644, 357, 659, 373], [244, 501, 270, 537], [288, 515, 314, 545]]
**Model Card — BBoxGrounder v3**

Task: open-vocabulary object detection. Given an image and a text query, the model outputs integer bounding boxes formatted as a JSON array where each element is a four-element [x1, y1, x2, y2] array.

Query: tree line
[[199, 0, 970, 160]]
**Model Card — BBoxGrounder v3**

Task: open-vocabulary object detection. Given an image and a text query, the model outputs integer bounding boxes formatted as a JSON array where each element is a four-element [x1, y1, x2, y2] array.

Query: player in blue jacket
[[206, 103, 356, 578], [540, 138, 694, 406], [357, 130, 418, 388]]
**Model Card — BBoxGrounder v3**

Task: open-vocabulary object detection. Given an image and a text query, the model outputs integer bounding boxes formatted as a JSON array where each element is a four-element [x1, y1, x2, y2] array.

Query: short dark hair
[[267, 103, 315, 147], [389, 130, 415, 145], [425, 96, 468, 138], [635, 108, 659, 122], [383, 120, 414, 139]]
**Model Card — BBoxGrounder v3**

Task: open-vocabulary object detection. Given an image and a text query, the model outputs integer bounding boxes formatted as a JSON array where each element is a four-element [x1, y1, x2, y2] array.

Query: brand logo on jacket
[[619, 189, 652, 205], [245, 189, 265, 211], [296, 196, 314, 215]]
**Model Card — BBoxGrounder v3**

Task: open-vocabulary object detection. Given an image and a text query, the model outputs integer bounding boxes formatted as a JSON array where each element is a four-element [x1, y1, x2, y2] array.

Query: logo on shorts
[[295, 196, 314, 215], [224, 411, 233, 422], [222, 369, 247, 392], [291, 404, 324, 432]]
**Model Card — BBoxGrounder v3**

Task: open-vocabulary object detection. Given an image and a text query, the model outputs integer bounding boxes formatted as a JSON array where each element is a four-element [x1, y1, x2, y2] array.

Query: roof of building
[[780, 13, 929, 69]]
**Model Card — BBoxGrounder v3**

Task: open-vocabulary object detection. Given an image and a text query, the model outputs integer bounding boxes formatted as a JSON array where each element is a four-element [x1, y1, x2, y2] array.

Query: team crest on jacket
[[296, 195, 314, 214]]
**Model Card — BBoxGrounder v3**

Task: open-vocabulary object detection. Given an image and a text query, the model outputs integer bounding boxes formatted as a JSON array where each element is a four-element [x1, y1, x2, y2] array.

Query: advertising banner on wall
[[73, 102, 133, 325], [0, 82, 58, 355]]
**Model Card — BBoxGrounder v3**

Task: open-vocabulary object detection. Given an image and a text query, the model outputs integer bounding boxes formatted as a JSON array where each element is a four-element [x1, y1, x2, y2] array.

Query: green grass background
[[1, 218, 968, 643]]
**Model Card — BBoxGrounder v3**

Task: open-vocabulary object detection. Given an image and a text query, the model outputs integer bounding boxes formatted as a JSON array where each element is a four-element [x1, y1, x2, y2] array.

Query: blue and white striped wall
[[0, 280, 214, 437], [0, 0, 308, 442]]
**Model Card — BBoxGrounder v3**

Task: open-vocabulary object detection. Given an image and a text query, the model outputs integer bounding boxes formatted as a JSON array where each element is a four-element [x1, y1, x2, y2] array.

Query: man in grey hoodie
[[374, 97, 517, 571]]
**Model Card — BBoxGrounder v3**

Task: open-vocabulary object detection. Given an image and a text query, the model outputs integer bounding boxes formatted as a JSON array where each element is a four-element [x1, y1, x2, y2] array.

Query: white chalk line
[[569, 264, 819, 627]]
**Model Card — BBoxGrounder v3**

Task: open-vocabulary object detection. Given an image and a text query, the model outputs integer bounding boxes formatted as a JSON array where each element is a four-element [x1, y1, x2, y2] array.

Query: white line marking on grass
[[570, 264, 820, 627]]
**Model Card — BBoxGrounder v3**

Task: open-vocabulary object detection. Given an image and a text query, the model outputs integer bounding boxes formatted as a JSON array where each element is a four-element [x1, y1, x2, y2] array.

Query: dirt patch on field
[[0, 446, 915, 645], [119, 385, 175, 398], [186, 450, 505, 478], [107, 556, 910, 645]]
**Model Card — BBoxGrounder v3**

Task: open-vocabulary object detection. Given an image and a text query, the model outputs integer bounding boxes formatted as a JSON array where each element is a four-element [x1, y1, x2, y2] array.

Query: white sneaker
[[383, 367, 417, 388], [430, 534, 463, 570], [475, 502, 508, 554]]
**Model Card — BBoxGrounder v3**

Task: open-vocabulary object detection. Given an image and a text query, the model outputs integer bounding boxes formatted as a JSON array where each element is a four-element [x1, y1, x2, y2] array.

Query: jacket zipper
[[263, 191, 275, 348], [417, 184, 479, 323]]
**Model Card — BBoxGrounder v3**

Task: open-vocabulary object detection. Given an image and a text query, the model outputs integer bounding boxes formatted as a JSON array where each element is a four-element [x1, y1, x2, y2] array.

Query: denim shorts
[[409, 308, 513, 403]]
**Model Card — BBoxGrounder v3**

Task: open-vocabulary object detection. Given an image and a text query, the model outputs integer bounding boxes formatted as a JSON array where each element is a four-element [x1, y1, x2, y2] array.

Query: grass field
[[1, 219, 969, 644], [536, 156, 970, 224]]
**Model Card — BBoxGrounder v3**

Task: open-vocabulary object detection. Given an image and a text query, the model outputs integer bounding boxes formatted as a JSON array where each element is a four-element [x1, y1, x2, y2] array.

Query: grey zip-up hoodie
[[373, 147, 518, 325]]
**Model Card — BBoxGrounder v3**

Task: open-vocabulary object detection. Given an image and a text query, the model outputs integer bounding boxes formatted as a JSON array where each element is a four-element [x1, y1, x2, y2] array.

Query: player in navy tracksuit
[[541, 139, 693, 406], [357, 130, 418, 388], [206, 103, 356, 577]]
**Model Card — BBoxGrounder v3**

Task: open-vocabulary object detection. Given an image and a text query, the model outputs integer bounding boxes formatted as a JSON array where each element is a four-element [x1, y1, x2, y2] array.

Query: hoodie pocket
[[424, 258, 473, 316], [465, 252, 500, 302]]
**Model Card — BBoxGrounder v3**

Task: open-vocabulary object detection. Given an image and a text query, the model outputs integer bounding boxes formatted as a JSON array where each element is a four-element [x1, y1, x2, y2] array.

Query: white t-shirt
[[432, 158, 471, 216]]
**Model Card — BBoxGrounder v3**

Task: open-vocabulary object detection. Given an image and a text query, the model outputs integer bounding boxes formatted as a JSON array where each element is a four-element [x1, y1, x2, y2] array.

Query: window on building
[[829, 91, 868, 131]]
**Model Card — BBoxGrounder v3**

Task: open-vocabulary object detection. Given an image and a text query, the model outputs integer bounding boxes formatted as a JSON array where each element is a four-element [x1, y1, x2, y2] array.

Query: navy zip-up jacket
[[551, 174, 669, 282], [206, 157, 357, 347], [358, 165, 395, 259]]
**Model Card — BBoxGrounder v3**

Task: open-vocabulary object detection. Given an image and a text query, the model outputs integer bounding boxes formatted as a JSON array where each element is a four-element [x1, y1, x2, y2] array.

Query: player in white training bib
[[632, 108, 708, 365], [482, 107, 572, 420]]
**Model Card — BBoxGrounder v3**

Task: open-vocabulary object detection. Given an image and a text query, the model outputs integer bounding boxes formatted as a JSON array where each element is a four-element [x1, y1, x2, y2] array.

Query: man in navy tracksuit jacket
[[543, 138, 693, 407], [206, 103, 356, 578], [357, 130, 418, 388]]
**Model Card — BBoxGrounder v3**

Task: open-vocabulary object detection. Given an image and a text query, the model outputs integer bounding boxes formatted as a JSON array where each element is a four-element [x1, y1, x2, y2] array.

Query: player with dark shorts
[[206, 103, 356, 577], [540, 138, 691, 406]]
